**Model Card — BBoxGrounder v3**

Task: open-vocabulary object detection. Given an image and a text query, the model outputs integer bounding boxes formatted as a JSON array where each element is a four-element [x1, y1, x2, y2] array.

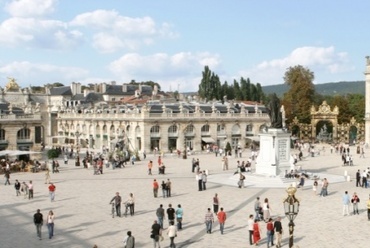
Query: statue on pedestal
[[267, 93, 283, 129]]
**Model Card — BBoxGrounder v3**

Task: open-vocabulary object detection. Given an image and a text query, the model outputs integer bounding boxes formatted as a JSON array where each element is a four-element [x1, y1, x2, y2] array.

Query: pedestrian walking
[[351, 192, 360, 215], [196, 171, 202, 191], [126, 193, 135, 216], [262, 198, 271, 222], [45, 168, 51, 184], [252, 220, 261, 245], [110, 192, 122, 217], [254, 197, 262, 221], [33, 209, 43, 240], [14, 179, 21, 196], [47, 210, 55, 239], [156, 204, 165, 229], [148, 160, 153, 175], [175, 204, 183, 230], [247, 214, 254, 245], [274, 217, 283, 248], [166, 221, 177, 248], [167, 204, 175, 225], [319, 178, 329, 197], [217, 207, 227, 234], [201, 171, 207, 190], [238, 172, 245, 188], [342, 191, 350, 216], [4, 170, 10, 185], [356, 170, 362, 187], [161, 180, 167, 198], [313, 180, 318, 195], [204, 208, 214, 234], [28, 180, 34, 199], [266, 218, 274, 247], [362, 170, 368, 188], [153, 179, 159, 198], [166, 179, 172, 197], [48, 183, 56, 202], [213, 193, 219, 214], [123, 231, 135, 248], [151, 220, 162, 248], [21, 181, 28, 198]]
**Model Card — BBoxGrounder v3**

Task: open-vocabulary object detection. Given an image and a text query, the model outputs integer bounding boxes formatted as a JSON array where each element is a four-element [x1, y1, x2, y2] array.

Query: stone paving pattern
[[1, 144, 370, 248]]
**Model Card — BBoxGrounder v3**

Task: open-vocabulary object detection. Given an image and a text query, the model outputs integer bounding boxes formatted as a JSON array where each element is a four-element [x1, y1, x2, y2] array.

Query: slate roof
[[146, 103, 267, 114], [50, 86, 72, 96]]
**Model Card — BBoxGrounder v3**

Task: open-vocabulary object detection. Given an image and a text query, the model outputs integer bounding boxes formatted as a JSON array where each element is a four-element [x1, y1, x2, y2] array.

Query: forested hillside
[[262, 81, 365, 97]]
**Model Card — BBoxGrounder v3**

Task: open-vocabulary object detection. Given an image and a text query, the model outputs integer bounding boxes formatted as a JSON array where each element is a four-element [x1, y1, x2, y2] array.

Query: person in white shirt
[[167, 221, 177, 248], [247, 214, 254, 245]]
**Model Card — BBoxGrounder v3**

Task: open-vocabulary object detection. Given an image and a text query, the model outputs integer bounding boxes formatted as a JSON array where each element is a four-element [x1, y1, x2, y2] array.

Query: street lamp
[[75, 131, 80, 166], [283, 185, 300, 248]]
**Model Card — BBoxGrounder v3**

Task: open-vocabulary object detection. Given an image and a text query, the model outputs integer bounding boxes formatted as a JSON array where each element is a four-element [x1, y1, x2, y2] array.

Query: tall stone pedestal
[[255, 128, 291, 176]]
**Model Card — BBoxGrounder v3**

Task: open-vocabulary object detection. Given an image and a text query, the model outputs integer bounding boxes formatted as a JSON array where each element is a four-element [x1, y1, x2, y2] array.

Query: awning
[[202, 137, 215, 143], [245, 136, 260, 142]]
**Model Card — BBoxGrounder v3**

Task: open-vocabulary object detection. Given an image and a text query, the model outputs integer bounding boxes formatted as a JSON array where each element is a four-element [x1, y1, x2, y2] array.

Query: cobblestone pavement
[[1, 144, 370, 248]]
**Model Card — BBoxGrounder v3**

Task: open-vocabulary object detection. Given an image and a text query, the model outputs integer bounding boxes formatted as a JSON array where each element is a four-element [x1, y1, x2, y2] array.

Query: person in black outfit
[[274, 217, 283, 248], [14, 179, 21, 196], [356, 170, 362, 187], [34, 209, 43, 240], [151, 220, 162, 247], [167, 204, 175, 225]]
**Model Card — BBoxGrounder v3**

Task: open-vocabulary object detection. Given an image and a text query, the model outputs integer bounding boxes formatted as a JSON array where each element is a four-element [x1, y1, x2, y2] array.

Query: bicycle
[[111, 203, 115, 218], [123, 202, 130, 217]]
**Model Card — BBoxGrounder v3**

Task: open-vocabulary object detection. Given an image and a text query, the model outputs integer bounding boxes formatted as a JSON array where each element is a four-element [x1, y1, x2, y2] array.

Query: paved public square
[[1, 145, 370, 248]]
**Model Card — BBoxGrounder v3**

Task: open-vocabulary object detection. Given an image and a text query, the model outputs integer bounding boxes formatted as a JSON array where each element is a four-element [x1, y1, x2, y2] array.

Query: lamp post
[[283, 185, 300, 248], [75, 131, 80, 166]]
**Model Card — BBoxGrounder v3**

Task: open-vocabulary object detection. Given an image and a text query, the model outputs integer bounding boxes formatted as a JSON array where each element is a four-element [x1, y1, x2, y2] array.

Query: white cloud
[[239, 46, 353, 85], [0, 17, 83, 49], [108, 52, 221, 91], [0, 61, 89, 86], [70, 9, 177, 53], [4, 0, 58, 17]]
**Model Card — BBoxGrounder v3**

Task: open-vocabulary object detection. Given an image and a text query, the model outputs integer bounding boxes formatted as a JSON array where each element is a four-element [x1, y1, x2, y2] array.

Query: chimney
[[101, 82, 107, 93], [122, 84, 127, 92]]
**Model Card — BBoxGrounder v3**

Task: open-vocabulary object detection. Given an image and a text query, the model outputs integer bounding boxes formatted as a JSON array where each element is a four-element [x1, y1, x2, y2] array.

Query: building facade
[[56, 102, 270, 153]]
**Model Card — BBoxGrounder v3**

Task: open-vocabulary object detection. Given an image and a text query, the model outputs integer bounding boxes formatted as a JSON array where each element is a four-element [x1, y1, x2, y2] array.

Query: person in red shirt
[[48, 183, 56, 202], [217, 207, 227, 234], [266, 218, 274, 247], [153, 179, 159, 198]]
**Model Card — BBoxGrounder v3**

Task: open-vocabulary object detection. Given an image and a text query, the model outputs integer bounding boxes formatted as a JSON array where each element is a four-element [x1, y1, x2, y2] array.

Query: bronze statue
[[267, 93, 283, 128]]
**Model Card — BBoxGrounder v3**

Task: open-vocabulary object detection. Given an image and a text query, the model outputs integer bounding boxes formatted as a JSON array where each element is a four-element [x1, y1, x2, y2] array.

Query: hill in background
[[262, 81, 365, 97]]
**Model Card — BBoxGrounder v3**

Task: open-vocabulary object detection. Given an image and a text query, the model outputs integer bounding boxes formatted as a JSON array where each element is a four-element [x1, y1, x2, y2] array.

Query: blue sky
[[0, 0, 369, 92]]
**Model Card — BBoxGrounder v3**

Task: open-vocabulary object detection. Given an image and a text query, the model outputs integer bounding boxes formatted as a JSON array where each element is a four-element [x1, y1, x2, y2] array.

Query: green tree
[[233, 80, 242, 100], [282, 65, 315, 124], [255, 83, 265, 102], [47, 149, 60, 159], [198, 66, 221, 101]]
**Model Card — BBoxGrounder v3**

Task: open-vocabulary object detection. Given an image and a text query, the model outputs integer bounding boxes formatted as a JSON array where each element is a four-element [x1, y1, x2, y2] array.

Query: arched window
[[186, 124, 194, 133], [17, 128, 30, 140], [168, 125, 177, 134], [150, 125, 160, 133], [201, 124, 210, 132]]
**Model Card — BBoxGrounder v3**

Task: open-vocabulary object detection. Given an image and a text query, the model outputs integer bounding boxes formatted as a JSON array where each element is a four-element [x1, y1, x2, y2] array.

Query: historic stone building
[[0, 78, 46, 159], [55, 101, 270, 153]]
